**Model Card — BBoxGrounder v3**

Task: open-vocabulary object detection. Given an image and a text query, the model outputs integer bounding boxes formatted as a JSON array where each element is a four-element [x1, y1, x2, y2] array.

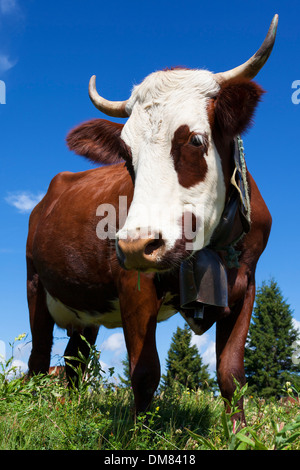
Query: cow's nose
[[116, 233, 165, 270]]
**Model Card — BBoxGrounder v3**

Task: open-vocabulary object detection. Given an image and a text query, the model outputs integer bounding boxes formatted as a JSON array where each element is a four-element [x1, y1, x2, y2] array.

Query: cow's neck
[[178, 134, 251, 319], [208, 135, 251, 266]]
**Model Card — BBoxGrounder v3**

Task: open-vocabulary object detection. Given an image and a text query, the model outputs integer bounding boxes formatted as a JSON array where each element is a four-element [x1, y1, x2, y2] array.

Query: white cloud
[[191, 332, 216, 372], [5, 191, 45, 213], [100, 333, 126, 356], [0, 336, 29, 378], [0, 1, 21, 72], [0, 54, 17, 73], [100, 359, 110, 374], [293, 318, 300, 333], [0, 0, 18, 14], [202, 341, 216, 372], [0, 340, 5, 363], [191, 332, 208, 350], [11, 358, 27, 373]]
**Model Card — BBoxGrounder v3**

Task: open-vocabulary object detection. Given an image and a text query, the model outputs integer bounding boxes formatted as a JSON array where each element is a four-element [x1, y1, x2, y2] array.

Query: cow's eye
[[189, 134, 204, 147]]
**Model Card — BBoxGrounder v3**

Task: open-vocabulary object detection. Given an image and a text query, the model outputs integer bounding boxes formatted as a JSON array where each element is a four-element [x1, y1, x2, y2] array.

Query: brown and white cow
[[26, 16, 278, 422]]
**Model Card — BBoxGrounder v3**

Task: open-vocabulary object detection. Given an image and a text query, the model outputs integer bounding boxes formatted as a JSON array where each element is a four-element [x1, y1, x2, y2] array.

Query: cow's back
[[27, 162, 133, 320]]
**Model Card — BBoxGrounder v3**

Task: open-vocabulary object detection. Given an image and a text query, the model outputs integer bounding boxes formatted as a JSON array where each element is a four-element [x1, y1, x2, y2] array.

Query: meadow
[[0, 338, 299, 451]]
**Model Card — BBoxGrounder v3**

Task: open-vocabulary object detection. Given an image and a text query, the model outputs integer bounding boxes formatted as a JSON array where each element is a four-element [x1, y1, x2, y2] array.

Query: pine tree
[[118, 353, 131, 388], [161, 323, 214, 391], [245, 279, 300, 398]]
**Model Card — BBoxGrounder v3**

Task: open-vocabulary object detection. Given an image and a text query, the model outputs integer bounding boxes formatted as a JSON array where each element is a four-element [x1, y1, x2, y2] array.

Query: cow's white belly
[[46, 290, 177, 333]]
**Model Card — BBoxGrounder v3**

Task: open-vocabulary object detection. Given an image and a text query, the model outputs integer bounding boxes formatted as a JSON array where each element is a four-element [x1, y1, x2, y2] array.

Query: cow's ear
[[66, 119, 124, 165], [213, 80, 265, 138]]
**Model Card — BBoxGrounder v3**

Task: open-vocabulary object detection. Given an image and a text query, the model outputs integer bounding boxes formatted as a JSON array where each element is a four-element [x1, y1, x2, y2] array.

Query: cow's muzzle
[[116, 232, 166, 271]]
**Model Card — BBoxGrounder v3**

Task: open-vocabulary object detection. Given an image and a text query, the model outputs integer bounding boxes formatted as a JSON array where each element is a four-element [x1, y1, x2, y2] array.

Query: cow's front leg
[[216, 279, 256, 425], [64, 326, 99, 387], [118, 271, 160, 414]]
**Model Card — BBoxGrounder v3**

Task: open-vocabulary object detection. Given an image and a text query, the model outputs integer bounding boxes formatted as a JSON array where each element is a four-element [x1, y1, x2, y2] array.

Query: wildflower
[[155, 406, 160, 412], [14, 333, 26, 342], [285, 381, 291, 388]]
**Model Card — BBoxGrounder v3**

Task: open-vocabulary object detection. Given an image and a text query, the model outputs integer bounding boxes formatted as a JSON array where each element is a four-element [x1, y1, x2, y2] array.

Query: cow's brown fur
[[171, 125, 209, 188]]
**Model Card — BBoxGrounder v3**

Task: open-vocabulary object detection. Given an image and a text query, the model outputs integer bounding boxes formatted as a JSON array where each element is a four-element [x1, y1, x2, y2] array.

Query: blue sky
[[0, 0, 299, 380]]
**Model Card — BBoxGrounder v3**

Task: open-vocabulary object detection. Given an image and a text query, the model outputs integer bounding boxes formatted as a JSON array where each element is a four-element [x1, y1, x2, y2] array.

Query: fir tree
[[245, 279, 300, 398], [118, 354, 131, 388], [161, 323, 214, 391]]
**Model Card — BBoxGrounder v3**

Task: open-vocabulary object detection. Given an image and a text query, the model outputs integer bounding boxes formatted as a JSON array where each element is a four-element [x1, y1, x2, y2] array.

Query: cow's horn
[[215, 14, 278, 84], [88, 75, 129, 118]]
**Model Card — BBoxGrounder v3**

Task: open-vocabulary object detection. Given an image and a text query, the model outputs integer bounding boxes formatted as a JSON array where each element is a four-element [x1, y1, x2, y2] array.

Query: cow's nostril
[[144, 234, 165, 256], [116, 233, 165, 270]]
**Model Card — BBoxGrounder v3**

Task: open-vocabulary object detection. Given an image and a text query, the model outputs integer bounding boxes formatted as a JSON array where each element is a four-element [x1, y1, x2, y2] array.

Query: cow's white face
[[116, 69, 226, 271]]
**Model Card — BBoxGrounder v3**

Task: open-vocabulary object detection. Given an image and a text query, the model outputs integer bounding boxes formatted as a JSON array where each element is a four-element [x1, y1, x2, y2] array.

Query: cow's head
[[67, 16, 278, 273]]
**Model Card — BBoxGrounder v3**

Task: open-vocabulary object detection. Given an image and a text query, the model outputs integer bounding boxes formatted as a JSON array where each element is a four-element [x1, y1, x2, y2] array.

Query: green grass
[[0, 337, 299, 450]]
